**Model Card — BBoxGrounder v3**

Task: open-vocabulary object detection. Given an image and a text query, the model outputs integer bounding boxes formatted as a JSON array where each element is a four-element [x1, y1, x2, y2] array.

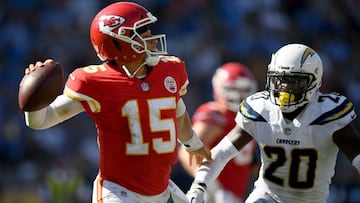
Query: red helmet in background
[[90, 2, 167, 63], [212, 62, 258, 112]]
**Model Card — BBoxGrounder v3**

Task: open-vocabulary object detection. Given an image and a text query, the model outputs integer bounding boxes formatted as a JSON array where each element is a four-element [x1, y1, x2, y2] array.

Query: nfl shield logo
[[141, 82, 149, 91]]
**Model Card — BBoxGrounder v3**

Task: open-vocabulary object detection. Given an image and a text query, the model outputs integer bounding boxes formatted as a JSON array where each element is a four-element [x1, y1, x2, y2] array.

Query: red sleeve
[[192, 102, 228, 127], [65, 68, 88, 93], [63, 65, 105, 112]]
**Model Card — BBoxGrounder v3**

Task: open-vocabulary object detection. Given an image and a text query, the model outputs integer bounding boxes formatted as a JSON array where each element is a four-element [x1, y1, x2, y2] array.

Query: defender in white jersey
[[186, 44, 360, 203]]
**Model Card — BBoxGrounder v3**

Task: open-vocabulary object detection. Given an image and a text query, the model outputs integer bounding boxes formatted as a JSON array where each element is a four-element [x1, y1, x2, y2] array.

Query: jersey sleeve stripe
[[64, 86, 101, 113], [310, 99, 354, 125], [240, 100, 266, 122], [179, 79, 189, 96]]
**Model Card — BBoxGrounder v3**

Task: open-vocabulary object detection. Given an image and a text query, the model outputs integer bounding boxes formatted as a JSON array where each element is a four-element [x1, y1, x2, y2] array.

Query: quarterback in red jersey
[[179, 62, 258, 203], [22, 2, 211, 203]]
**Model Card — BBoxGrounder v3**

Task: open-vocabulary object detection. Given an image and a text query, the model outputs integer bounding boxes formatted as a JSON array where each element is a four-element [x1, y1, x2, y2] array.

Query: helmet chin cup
[[279, 92, 295, 109], [145, 56, 160, 66]]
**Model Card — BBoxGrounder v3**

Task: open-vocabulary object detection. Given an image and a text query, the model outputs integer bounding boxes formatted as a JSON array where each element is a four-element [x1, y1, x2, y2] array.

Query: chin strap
[[121, 56, 160, 78], [121, 62, 146, 78], [145, 55, 160, 66]]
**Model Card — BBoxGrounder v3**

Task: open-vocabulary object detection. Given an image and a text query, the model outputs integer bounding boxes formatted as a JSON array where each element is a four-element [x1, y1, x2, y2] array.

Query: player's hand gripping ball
[[18, 60, 64, 111]]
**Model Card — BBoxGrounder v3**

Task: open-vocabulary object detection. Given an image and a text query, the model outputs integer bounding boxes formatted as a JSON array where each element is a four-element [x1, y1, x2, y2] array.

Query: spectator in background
[[43, 158, 84, 203]]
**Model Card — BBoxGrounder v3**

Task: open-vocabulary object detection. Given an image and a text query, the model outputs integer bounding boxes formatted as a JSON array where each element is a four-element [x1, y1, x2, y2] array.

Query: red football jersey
[[192, 102, 256, 198], [64, 56, 188, 195]]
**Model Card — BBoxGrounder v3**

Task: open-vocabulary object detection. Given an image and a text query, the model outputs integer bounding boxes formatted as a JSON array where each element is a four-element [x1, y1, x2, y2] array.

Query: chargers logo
[[301, 48, 315, 68], [99, 15, 125, 33]]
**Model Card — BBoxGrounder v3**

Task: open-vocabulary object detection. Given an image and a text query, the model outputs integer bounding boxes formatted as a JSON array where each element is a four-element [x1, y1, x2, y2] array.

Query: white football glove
[[186, 182, 206, 203]]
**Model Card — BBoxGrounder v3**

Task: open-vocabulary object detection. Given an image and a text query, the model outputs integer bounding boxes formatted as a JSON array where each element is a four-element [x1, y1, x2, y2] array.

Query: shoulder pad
[[240, 93, 267, 122], [310, 92, 355, 125], [159, 55, 184, 64]]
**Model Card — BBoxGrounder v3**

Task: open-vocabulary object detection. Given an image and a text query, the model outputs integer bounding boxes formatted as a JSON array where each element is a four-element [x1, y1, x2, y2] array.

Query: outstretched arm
[[25, 94, 85, 129], [23, 59, 85, 130], [178, 121, 223, 176], [193, 125, 253, 183], [186, 125, 253, 203], [177, 110, 212, 165]]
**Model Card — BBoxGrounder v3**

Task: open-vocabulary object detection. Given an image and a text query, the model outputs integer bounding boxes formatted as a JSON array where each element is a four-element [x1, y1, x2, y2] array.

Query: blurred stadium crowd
[[0, 0, 359, 202]]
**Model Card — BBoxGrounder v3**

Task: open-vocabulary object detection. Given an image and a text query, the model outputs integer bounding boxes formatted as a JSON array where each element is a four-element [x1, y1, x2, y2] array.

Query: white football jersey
[[236, 91, 357, 203]]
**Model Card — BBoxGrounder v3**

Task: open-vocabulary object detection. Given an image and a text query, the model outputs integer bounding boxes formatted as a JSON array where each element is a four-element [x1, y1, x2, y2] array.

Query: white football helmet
[[212, 62, 257, 112], [266, 43, 323, 113]]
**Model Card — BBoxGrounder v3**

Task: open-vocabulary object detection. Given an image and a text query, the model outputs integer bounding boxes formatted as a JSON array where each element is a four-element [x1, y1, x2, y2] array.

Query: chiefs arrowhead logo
[[99, 15, 125, 33]]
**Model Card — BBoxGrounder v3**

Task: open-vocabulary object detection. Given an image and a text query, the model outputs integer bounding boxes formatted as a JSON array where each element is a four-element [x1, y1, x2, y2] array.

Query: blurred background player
[[179, 62, 258, 203], [22, 2, 211, 203]]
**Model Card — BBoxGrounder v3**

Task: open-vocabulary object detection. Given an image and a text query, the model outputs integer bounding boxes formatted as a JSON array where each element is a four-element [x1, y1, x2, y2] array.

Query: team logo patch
[[99, 15, 125, 33], [164, 76, 177, 93]]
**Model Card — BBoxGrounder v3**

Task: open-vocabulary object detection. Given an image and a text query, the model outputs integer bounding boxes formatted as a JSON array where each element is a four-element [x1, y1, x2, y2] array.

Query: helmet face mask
[[266, 44, 323, 113], [132, 33, 167, 55], [267, 71, 314, 110], [90, 2, 167, 63], [123, 14, 167, 55]]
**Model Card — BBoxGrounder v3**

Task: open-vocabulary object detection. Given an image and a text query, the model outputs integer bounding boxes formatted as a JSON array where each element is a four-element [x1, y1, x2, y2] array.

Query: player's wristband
[[190, 181, 207, 192], [352, 154, 360, 173], [180, 130, 203, 151]]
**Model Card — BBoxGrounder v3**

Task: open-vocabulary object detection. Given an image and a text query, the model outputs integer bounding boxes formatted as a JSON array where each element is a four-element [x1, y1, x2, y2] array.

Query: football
[[18, 61, 64, 111]]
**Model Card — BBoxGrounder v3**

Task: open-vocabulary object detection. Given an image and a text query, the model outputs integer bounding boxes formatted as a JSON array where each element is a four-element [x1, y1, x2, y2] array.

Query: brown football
[[18, 61, 64, 111]]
